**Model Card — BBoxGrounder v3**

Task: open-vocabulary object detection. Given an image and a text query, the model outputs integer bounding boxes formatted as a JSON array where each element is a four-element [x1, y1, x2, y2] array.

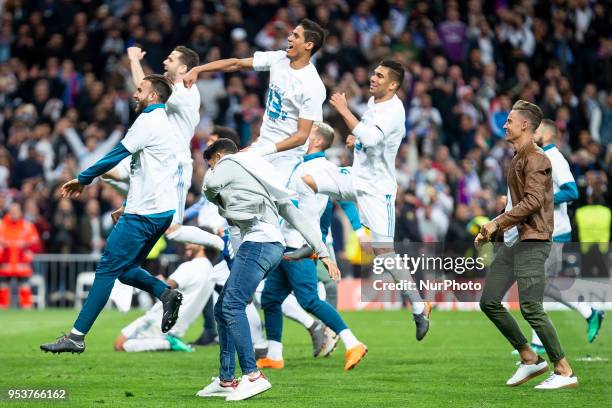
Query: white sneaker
[[506, 359, 548, 386], [196, 377, 238, 397], [534, 372, 579, 389], [225, 371, 271, 401]]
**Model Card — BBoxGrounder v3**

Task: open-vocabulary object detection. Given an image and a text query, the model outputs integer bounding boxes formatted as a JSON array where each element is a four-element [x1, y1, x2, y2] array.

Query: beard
[[135, 99, 146, 113]]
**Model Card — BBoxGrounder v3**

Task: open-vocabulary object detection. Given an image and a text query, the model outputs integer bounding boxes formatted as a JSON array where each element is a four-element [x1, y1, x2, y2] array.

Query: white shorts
[[267, 153, 301, 187], [110, 158, 192, 225], [310, 166, 395, 243]]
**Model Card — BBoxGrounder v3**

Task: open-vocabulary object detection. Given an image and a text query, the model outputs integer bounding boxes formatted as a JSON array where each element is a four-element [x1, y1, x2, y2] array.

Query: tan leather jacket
[[495, 142, 554, 242]]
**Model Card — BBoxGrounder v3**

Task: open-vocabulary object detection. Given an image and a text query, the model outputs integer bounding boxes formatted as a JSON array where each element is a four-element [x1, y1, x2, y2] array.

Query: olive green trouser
[[479, 241, 565, 362], [316, 260, 338, 309]]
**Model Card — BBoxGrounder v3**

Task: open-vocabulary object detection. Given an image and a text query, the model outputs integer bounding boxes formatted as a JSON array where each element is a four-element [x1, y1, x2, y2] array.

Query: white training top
[[352, 95, 405, 196], [121, 106, 179, 215], [167, 83, 200, 163], [168, 256, 214, 337], [503, 187, 519, 247], [252, 50, 326, 157], [545, 145, 575, 238], [281, 154, 334, 248]]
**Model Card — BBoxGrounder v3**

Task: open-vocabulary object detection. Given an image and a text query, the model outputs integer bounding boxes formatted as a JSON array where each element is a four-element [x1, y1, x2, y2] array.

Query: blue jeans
[[73, 212, 173, 334], [215, 241, 284, 380], [261, 254, 348, 342]]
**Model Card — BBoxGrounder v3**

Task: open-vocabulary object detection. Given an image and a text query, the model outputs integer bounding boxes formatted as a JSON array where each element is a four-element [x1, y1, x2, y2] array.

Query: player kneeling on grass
[[114, 243, 218, 353]]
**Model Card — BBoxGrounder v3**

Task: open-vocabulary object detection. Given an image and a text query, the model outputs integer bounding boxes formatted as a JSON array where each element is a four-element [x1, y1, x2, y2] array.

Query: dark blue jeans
[[215, 241, 284, 380], [261, 255, 348, 343], [73, 212, 173, 334]]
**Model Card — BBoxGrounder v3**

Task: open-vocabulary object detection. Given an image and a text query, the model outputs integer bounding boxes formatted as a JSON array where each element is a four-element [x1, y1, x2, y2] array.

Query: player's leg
[[284, 258, 367, 370], [214, 241, 284, 401], [514, 242, 577, 389], [164, 162, 225, 249], [281, 293, 328, 358], [301, 166, 357, 202], [115, 315, 173, 352], [259, 265, 292, 367], [40, 213, 177, 354]]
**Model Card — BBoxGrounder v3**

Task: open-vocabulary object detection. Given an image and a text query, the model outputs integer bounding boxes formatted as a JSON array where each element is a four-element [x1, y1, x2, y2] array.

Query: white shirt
[[544, 145, 575, 238], [251, 50, 326, 158], [167, 83, 200, 163], [503, 187, 519, 246], [121, 106, 179, 215], [352, 95, 405, 195], [169, 256, 214, 337], [281, 154, 334, 248]]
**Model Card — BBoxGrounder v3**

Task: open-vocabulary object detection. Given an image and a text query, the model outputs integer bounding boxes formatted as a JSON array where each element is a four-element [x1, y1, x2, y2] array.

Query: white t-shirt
[[121, 106, 179, 215], [352, 95, 405, 195], [544, 145, 575, 239], [281, 154, 333, 248], [167, 83, 200, 163], [252, 50, 326, 158], [167, 257, 214, 337], [503, 187, 519, 247]]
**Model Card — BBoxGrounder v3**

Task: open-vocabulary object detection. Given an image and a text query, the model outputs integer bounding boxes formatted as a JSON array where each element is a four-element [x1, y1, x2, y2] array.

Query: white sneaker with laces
[[196, 377, 238, 397], [534, 372, 579, 389], [506, 359, 548, 386], [225, 371, 271, 401], [320, 327, 339, 358]]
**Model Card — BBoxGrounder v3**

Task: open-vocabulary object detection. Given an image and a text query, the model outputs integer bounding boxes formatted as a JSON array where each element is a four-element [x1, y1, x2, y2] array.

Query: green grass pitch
[[1, 309, 610, 407]]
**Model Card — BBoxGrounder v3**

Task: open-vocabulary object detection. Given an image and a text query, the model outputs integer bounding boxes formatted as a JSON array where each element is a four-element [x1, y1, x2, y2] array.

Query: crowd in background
[[0, 0, 610, 279]]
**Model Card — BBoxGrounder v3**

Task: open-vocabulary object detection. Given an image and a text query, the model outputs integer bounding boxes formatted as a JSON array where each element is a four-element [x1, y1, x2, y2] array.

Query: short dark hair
[[144, 74, 173, 103], [212, 125, 241, 148], [512, 100, 543, 132], [203, 138, 238, 160], [298, 19, 327, 55], [379, 60, 405, 90], [174, 45, 200, 71]]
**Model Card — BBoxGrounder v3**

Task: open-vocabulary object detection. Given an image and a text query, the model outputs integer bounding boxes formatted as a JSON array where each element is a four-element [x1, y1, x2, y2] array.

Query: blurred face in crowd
[[369, 65, 399, 99], [8, 203, 22, 221], [286, 25, 312, 60], [133, 79, 158, 112], [163, 50, 188, 82]]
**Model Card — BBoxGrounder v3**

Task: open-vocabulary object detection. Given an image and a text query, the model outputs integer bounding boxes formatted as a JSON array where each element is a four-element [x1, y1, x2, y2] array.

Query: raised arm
[[127, 47, 147, 88], [183, 58, 254, 88]]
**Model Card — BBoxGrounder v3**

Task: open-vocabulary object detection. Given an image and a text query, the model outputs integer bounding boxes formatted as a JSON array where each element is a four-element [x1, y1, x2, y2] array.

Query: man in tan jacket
[[475, 100, 578, 389]]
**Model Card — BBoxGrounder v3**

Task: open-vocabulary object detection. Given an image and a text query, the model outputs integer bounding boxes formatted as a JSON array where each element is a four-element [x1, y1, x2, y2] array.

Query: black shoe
[[40, 333, 85, 354], [160, 289, 183, 333], [413, 302, 431, 341], [308, 320, 326, 357], [190, 330, 219, 347]]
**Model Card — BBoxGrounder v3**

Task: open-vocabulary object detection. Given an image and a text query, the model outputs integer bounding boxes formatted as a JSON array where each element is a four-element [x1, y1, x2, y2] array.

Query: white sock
[[531, 329, 543, 346], [123, 338, 170, 352], [166, 225, 224, 250], [377, 252, 425, 312], [569, 302, 593, 319], [267, 340, 283, 360], [339, 329, 360, 349], [71, 328, 84, 336], [317, 281, 326, 301], [246, 302, 266, 348], [282, 294, 314, 328]]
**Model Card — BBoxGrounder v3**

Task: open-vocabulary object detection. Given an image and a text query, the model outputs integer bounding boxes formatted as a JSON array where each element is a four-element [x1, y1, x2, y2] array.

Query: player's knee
[[301, 175, 318, 193], [519, 301, 544, 322], [296, 295, 319, 312], [479, 298, 500, 315], [260, 291, 278, 311]]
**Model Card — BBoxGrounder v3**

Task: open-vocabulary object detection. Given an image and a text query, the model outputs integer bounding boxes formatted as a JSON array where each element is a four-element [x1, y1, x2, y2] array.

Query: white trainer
[[506, 359, 548, 386], [226, 371, 271, 401], [320, 327, 339, 358], [534, 372, 579, 389], [196, 377, 238, 397]]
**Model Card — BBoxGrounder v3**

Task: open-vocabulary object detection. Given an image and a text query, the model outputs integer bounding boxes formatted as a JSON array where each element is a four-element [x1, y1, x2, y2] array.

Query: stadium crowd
[[0, 0, 610, 279]]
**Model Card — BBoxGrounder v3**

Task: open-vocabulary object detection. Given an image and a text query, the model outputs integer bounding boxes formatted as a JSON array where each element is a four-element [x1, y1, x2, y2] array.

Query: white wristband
[[251, 143, 277, 156]]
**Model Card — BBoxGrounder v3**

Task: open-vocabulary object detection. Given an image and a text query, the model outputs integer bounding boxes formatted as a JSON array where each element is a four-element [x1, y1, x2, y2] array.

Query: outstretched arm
[[127, 47, 147, 88], [183, 58, 254, 88]]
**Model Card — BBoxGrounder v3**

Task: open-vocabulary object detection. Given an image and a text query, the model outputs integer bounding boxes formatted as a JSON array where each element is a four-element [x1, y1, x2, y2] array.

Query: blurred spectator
[[0, 202, 42, 308]]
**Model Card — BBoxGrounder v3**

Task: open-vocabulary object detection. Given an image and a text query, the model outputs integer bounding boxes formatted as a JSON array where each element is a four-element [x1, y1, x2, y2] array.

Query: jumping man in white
[[302, 60, 432, 341], [103, 45, 224, 251]]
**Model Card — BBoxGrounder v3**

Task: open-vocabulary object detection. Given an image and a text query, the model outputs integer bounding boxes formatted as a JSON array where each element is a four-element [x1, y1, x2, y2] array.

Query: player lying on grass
[[114, 243, 221, 353]]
